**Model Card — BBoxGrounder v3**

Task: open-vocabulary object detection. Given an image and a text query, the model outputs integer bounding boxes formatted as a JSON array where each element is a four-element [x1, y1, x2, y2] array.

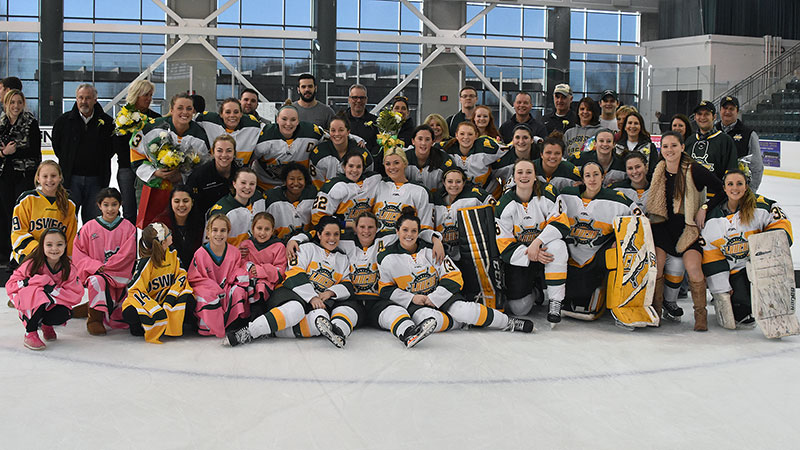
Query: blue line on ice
[[2, 343, 799, 385]]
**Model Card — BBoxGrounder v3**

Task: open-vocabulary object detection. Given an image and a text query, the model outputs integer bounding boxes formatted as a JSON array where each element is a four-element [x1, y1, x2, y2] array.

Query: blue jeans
[[117, 167, 137, 223], [68, 175, 104, 224]]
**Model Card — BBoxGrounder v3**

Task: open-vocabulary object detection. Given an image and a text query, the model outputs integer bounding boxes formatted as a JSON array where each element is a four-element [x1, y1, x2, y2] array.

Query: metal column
[[39, 0, 64, 125]]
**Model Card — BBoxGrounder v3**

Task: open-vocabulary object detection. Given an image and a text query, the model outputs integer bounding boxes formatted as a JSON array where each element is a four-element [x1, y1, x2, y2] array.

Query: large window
[[0, 1, 40, 115]]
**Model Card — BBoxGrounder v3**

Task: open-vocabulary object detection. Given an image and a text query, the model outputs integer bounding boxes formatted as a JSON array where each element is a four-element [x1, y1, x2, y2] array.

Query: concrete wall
[[419, 1, 466, 123], [639, 34, 800, 131], [165, 0, 217, 110]]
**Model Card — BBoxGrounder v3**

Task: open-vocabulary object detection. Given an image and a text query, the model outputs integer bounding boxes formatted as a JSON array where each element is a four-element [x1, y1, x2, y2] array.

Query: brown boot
[[652, 276, 665, 325], [689, 279, 708, 331], [86, 307, 107, 336], [7, 299, 13, 308], [72, 303, 88, 318]]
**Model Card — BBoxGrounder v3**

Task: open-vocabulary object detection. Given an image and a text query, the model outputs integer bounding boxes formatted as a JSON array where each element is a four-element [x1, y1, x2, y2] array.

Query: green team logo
[[569, 220, 601, 246], [517, 226, 540, 245], [377, 203, 402, 229], [309, 266, 336, 292], [346, 199, 372, 222], [442, 224, 459, 245]]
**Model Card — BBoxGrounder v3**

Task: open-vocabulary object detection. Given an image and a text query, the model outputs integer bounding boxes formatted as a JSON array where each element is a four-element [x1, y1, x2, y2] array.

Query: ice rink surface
[[1, 174, 800, 449]]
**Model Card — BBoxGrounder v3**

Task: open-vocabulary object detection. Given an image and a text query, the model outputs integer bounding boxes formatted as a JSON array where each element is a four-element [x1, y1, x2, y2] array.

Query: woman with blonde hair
[[423, 113, 450, 143], [0, 89, 41, 265]]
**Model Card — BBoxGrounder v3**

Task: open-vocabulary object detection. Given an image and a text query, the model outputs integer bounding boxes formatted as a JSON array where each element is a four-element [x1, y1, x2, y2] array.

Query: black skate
[[223, 326, 253, 347], [504, 317, 535, 333], [663, 301, 684, 322], [547, 300, 562, 326], [401, 317, 436, 349], [315, 316, 345, 348]]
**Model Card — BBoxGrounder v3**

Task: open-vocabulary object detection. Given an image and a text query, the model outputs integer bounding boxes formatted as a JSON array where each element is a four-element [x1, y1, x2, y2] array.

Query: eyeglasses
[[349, 96, 367, 101]]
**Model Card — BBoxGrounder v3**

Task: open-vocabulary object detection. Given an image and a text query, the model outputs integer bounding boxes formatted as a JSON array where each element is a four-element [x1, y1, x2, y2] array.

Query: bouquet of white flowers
[[144, 130, 209, 189], [365, 109, 406, 154]]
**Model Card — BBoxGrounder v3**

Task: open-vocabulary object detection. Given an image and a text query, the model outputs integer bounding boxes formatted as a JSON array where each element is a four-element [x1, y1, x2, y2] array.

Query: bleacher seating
[[743, 78, 800, 141]]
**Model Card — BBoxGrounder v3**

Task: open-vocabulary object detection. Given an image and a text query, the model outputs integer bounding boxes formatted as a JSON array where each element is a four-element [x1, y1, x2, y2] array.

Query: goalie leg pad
[[606, 216, 658, 327], [457, 204, 505, 309]]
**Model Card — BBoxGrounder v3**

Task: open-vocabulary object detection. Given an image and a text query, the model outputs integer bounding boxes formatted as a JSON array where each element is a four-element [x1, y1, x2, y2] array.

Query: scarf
[[0, 110, 34, 151], [646, 160, 703, 253]]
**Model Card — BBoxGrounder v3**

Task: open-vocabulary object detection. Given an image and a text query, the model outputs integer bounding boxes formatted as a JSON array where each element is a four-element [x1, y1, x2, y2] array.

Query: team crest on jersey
[[442, 224, 459, 244], [351, 265, 378, 293], [377, 203, 402, 228], [408, 269, 438, 295], [309, 265, 336, 291], [569, 219, 601, 245], [257, 159, 283, 180], [104, 246, 120, 263], [346, 199, 372, 222], [721, 235, 749, 261], [691, 142, 714, 172], [516, 226, 540, 245]]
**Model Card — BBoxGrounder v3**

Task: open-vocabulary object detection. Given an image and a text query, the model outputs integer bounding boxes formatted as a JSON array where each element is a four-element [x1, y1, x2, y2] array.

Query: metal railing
[[713, 40, 800, 111]]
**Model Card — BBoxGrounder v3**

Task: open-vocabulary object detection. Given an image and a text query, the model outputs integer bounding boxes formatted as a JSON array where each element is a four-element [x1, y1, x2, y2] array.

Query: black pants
[[730, 270, 753, 321], [26, 304, 71, 332], [0, 167, 35, 259]]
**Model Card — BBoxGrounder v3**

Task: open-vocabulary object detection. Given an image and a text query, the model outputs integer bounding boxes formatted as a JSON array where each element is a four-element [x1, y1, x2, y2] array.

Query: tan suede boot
[[86, 307, 107, 336], [652, 276, 665, 325], [689, 279, 708, 331], [72, 303, 88, 318]]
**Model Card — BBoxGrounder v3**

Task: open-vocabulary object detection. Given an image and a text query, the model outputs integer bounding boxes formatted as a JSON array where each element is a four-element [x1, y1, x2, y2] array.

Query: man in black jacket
[[52, 83, 114, 223], [715, 96, 763, 191], [499, 91, 547, 144], [343, 84, 380, 165]]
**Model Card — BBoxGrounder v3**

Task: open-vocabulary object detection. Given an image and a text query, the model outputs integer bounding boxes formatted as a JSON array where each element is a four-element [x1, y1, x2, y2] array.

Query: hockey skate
[[400, 317, 436, 349], [504, 317, 535, 333], [223, 326, 254, 347], [315, 316, 345, 348], [547, 300, 562, 327], [662, 301, 683, 322], [736, 315, 756, 329]]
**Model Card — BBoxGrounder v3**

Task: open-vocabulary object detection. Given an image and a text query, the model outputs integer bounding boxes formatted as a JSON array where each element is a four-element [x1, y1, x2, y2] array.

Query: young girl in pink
[[239, 212, 287, 319], [73, 188, 137, 335], [188, 213, 250, 337], [6, 228, 84, 350]]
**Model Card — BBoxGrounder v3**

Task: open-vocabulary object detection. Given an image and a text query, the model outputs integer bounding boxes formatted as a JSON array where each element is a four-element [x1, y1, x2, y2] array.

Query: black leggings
[[26, 304, 71, 332]]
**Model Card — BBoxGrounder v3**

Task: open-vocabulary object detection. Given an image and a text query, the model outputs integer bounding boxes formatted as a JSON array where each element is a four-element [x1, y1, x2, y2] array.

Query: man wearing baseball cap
[[544, 83, 577, 134], [598, 89, 619, 131], [684, 100, 738, 180], [715, 96, 763, 191]]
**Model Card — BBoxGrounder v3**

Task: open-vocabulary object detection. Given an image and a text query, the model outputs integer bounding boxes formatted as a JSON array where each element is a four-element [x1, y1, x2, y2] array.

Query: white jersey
[[309, 140, 374, 189], [282, 241, 353, 302], [377, 239, 463, 309], [611, 179, 650, 211], [311, 172, 382, 226], [130, 117, 210, 184], [251, 121, 323, 189], [445, 137, 507, 187], [404, 146, 455, 193], [433, 185, 494, 248], [207, 192, 266, 246], [195, 112, 264, 165], [373, 179, 433, 233], [559, 186, 640, 266], [264, 185, 318, 240], [701, 195, 792, 293], [495, 185, 570, 267]]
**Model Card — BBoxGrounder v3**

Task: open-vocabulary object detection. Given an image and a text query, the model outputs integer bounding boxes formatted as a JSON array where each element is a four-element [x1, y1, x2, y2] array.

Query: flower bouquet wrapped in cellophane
[[114, 103, 149, 136], [144, 129, 210, 189], [365, 109, 406, 155]]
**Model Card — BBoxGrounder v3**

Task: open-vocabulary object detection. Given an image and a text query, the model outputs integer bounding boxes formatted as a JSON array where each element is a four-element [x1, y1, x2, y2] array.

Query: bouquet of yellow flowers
[[366, 109, 406, 154], [144, 130, 209, 189], [114, 103, 149, 136]]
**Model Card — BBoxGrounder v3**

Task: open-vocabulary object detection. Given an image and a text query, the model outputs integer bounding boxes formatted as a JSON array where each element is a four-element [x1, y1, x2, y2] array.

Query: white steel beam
[[336, 31, 553, 50], [150, 0, 185, 26], [451, 46, 515, 115], [102, 35, 190, 112], [370, 46, 446, 115], [399, 0, 441, 36], [455, 3, 496, 36], [201, 0, 240, 27]]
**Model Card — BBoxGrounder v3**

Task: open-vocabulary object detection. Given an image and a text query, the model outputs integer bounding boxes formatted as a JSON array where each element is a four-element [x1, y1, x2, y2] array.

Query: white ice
[[0, 174, 798, 449]]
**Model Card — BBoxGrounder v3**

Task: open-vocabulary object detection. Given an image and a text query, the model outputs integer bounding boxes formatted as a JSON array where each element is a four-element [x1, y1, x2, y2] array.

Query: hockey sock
[[331, 305, 358, 337], [276, 309, 329, 338], [507, 294, 534, 316], [411, 308, 455, 332], [249, 301, 305, 338], [377, 305, 414, 338], [446, 300, 509, 329]]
